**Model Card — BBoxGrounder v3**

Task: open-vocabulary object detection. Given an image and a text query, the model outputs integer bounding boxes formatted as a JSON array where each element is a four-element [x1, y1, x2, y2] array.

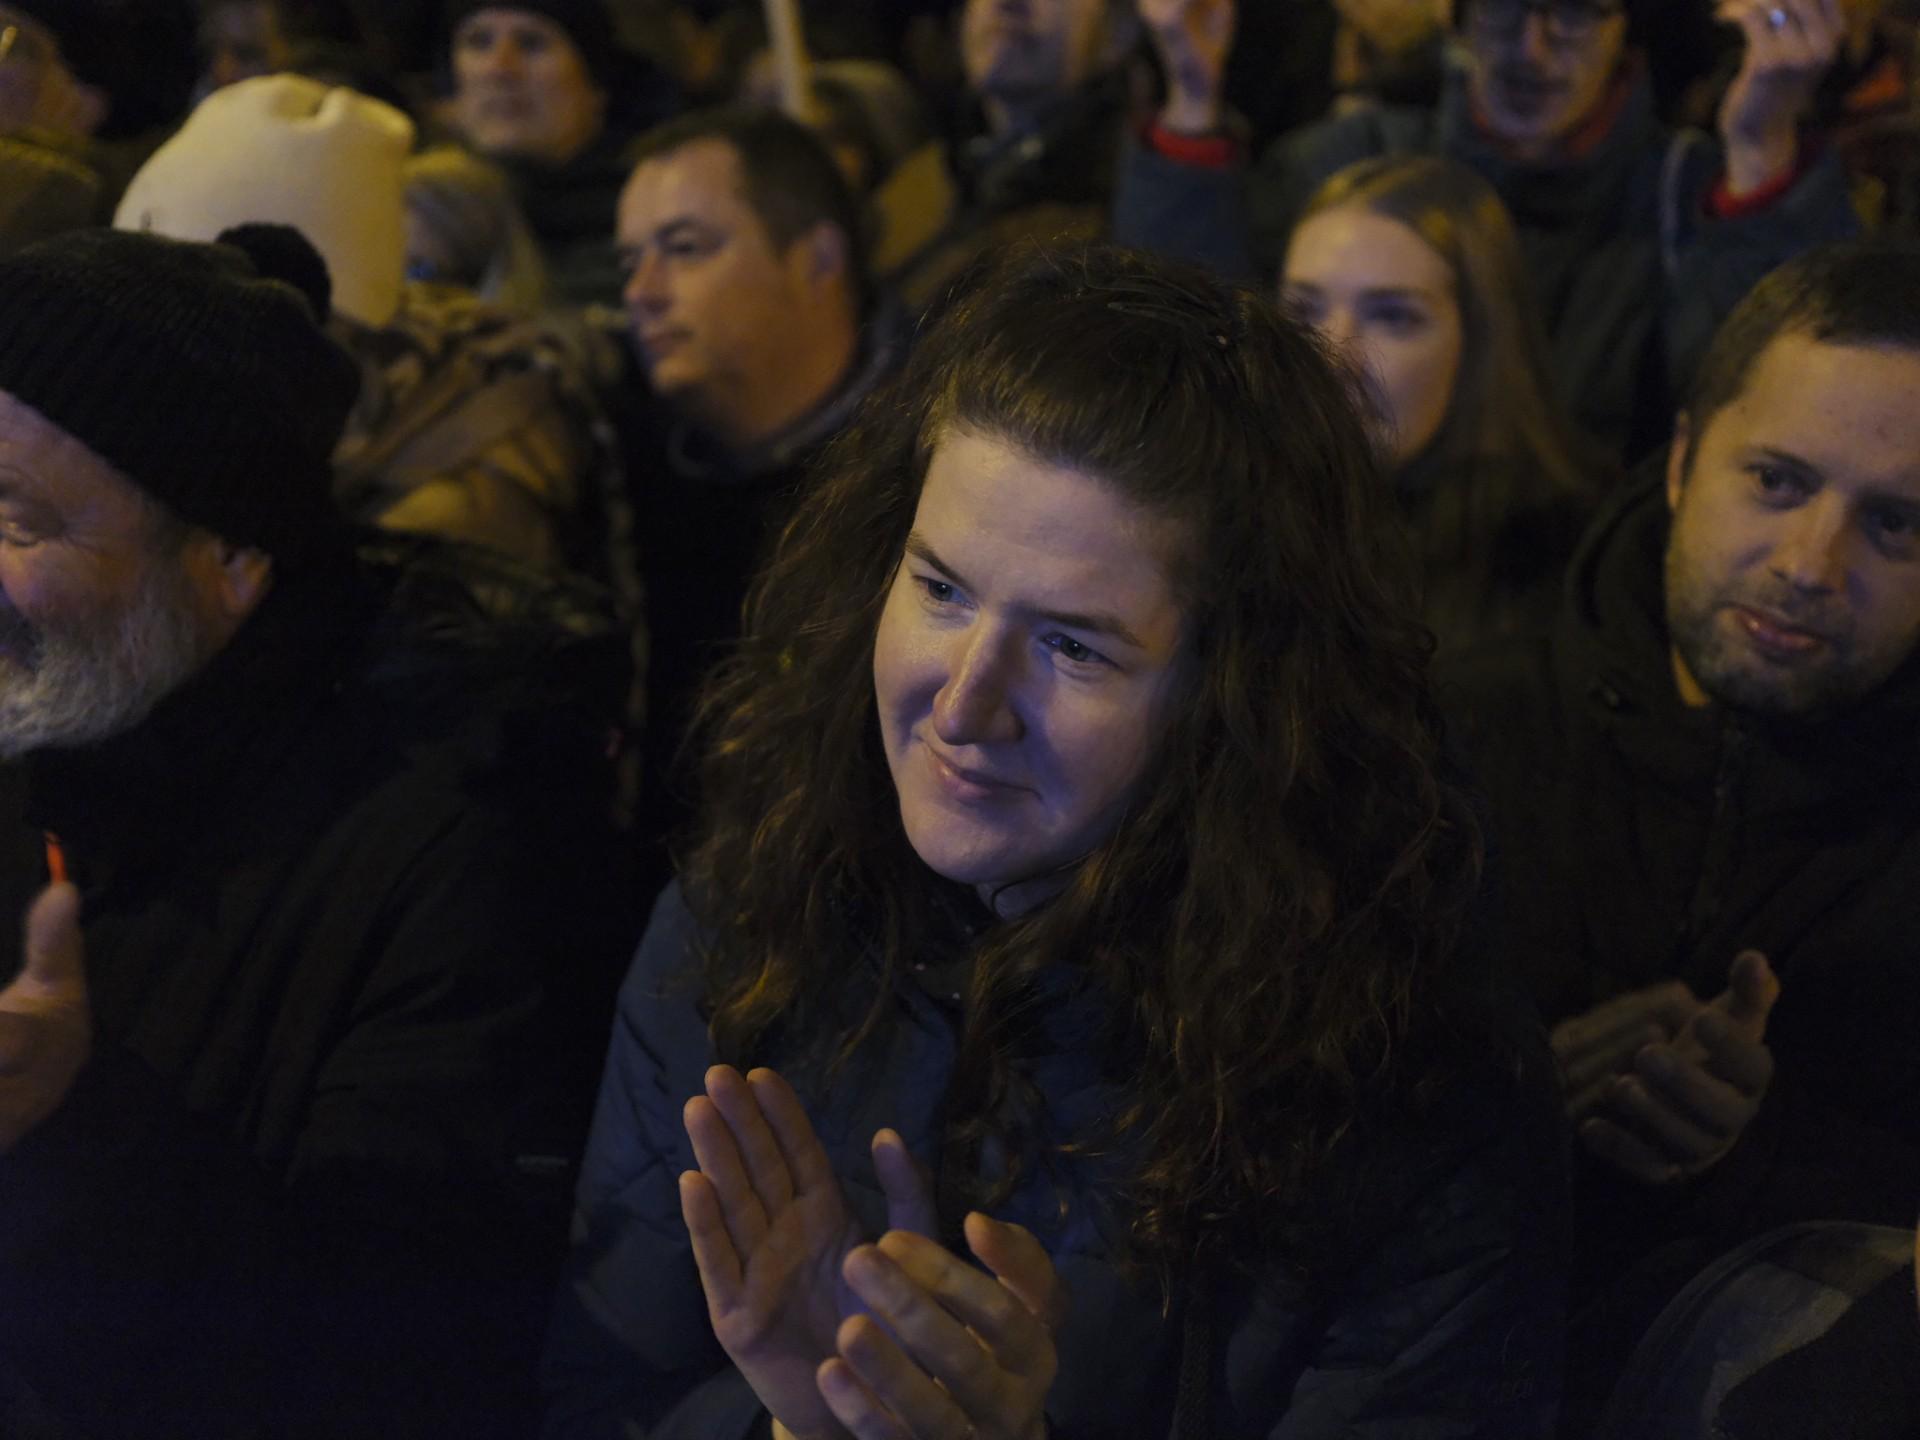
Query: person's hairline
[[1680, 327, 1920, 481]]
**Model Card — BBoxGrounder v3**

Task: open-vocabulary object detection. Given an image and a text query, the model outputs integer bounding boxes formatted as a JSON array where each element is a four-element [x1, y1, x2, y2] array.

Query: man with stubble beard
[[1444, 241, 1920, 1430]]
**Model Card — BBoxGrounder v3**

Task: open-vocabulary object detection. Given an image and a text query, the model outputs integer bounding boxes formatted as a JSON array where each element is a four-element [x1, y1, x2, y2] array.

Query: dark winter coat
[[1112, 64, 1859, 458], [544, 882, 1570, 1439], [1442, 473, 1920, 1281], [0, 542, 641, 1439]]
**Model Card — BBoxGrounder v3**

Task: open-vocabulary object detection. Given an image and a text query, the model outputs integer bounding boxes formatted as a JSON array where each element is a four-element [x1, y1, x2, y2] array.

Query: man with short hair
[[1445, 240, 1920, 1424], [0, 224, 635, 1438], [1121, 0, 1861, 458], [612, 107, 903, 860]]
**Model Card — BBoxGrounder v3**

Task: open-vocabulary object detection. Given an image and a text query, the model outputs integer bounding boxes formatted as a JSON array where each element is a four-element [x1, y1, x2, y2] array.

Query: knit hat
[[0, 225, 360, 563], [114, 75, 415, 328], [441, 0, 617, 87]]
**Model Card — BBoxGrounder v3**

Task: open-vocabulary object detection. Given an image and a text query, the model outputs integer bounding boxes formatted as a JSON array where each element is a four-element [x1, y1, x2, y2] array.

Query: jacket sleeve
[[1663, 135, 1861, 399], [1268, 1075, 1571, 1439], [542, 883, 773, 1440], [0, 802, 630, 1439]]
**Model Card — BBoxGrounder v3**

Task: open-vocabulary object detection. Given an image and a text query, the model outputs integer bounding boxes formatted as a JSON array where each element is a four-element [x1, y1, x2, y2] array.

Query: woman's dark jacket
[[545, 881, 1569, 1438]]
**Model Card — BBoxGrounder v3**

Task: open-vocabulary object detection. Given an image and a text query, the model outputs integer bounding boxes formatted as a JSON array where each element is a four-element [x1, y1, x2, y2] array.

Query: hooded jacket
[[1444, 475, 1920, 1258]]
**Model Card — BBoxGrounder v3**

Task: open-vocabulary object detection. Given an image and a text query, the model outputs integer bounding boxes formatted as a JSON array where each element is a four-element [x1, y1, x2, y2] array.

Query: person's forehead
[[1705, 333, 1920, 490], [621, 140, 755, 229], [0, 390, 149, 518], [457, 6, 577, 45], [1287, 208, 1453, 292], [917, 429, 1185, 622]]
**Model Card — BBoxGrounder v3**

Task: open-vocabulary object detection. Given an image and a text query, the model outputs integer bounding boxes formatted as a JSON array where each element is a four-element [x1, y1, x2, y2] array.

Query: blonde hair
[[1298, 154, 1594, 498]]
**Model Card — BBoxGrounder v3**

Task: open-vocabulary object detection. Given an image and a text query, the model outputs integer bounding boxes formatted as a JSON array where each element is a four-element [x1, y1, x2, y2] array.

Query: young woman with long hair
[[546, 245, 1566, 1438], [1283, 155, 1606, 658]]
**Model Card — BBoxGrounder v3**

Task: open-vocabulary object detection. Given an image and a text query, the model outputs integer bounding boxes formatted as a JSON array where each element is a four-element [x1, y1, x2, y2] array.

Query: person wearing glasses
[[1118, 0, 1859, 463]]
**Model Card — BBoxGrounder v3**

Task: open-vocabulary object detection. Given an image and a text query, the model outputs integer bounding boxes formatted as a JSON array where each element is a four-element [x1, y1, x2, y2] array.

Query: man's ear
[[1666, 413, 1693, 514], [68, 79, 108, 138], [188, 537, 274, 623], [800, 220, 850, 291]]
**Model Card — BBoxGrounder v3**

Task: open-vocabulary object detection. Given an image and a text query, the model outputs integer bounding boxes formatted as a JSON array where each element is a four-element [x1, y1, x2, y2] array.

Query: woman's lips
[[925, 745, 1024, 803]]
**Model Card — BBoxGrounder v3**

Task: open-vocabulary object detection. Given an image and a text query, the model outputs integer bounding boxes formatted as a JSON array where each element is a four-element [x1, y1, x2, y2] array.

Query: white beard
[[0, 554, 221, 759]]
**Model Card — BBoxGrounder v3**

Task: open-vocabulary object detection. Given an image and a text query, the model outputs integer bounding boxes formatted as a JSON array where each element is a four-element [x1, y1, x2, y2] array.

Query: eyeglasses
[[1468, 0, 1625, 43]]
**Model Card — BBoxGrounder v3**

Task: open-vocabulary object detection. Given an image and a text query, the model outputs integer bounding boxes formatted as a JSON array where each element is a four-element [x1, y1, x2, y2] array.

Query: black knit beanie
[[0, 224, 359, 564], [441, 0, 618, 87]]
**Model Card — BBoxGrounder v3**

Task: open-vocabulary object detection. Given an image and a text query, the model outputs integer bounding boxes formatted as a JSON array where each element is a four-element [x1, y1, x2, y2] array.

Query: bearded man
[[0, 224, 634, 1439]]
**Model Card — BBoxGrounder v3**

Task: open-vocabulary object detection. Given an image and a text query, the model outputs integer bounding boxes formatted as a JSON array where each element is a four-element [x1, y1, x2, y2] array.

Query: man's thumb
[[1724, 949, 1780, 1030], [21, 882, 84, 991]]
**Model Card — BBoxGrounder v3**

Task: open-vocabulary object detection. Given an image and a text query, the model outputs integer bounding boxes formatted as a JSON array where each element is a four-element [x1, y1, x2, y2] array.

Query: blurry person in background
[[1123, 0, 1861, 462], [0, 0, 198, 212], [611, 106, 905, 872], [442, 0, 676, 306], [119, 75, 635, 602], [1283, 155, 1602, 657], [195, 0, 295, 94], [406, 143, 551, 310], [882, 0, 1142, 309]]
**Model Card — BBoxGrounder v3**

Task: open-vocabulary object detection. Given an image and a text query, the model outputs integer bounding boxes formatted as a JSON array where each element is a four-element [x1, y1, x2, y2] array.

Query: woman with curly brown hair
[[545, 245, 1568, 1439]]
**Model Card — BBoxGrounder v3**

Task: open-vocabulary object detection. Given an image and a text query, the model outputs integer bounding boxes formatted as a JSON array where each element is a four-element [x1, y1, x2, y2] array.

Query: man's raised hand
[[1138, 0, 1236, 134]]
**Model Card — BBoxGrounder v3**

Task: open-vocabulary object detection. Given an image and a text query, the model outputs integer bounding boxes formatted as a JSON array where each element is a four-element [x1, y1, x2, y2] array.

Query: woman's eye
[[1046, 634, 1107, 667], [915, 576, 958, 604], [1368, 303, 1427, 336]]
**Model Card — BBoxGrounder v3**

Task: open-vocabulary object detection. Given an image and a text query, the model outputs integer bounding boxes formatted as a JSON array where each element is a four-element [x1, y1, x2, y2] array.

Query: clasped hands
[[1552, 950, 1780, 1186], [680, 1065, 1064, 1440]]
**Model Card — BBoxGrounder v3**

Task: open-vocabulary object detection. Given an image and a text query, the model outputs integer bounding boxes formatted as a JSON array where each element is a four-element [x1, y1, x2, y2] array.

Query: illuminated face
[[961, 0, 1110, 108], [0, 392, 230, 756], [1461, 0, 1629, 158], [450, 7, 606, 166], [872, 428, 1191, 913], [1283, 206, 1464, 468], [617, 139, 814, 423], [1665, 333, 1920, 718]]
